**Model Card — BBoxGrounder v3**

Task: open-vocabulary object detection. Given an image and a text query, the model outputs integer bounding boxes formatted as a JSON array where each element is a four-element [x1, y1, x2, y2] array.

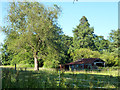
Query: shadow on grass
[[1, 67, 120, 89], [64, 71, 120, 89]]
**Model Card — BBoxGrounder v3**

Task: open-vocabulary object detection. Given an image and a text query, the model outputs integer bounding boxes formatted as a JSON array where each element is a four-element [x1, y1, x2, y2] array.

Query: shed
[[60, 58, 105, 71]]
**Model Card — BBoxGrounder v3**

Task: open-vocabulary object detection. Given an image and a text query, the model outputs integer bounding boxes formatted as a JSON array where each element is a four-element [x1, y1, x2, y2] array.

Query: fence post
[[25, 67, 27, 71], [0, 68, 2, 90], [59, 69, 61, 87], [15, 64, 16, 71]]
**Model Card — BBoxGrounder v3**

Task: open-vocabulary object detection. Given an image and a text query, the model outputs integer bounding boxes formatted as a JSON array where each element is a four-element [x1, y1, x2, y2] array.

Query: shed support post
[[69, 65, 70, 71], [104, 62, 105, 67]]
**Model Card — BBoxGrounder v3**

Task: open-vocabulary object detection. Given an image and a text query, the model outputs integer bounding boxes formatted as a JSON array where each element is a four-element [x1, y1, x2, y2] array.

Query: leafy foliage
[[94, 35, 109, 53], [70, 48, 101, 61]]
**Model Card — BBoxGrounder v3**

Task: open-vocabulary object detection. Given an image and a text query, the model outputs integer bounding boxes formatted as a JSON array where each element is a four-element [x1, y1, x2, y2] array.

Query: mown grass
[[1, 66, 120, 89]]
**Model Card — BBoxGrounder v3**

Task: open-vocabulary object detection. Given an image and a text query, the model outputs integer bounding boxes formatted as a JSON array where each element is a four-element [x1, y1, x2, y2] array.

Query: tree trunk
[[34, 52, 39, 71]]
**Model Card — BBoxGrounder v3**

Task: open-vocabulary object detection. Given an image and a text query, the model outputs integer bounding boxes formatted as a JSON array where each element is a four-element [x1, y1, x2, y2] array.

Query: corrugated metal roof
[[65, 58, 104, 65]]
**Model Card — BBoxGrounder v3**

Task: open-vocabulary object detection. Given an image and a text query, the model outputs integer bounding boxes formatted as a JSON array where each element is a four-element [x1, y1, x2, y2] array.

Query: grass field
[[1, 66, 120, 89]]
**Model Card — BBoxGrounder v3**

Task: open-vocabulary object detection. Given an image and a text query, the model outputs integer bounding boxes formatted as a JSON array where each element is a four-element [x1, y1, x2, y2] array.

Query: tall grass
[[1, 67, 120, 89]]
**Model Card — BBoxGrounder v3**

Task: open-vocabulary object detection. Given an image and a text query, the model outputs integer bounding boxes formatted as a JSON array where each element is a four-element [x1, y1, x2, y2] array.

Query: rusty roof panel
[[65, 58, 104, 65]]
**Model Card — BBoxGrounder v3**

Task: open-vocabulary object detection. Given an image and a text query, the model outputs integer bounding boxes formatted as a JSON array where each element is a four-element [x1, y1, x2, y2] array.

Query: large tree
[[60, 35, 73, 63], [72, 16, 96, 50], [108, 29, 120, 66], [2, 2, 62, 70], [108, 29, 120, 53]]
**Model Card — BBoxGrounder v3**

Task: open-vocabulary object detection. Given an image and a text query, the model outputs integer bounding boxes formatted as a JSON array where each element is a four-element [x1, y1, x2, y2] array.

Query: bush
[[43, 59, 59, 68], [71, 48, 101, 61], [100, 51, 118, 66]]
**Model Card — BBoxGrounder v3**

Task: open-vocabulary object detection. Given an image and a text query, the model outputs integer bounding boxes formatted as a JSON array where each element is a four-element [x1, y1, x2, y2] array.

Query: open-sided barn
[[60, 58, 105, 71]]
